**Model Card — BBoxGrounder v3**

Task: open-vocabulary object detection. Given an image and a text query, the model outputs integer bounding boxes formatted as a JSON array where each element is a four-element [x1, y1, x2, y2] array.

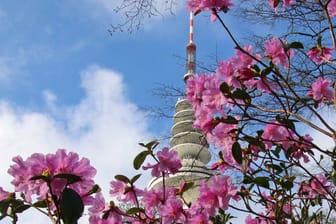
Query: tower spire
[[148, 12, 211, 205], [184, 12, 196, 81]]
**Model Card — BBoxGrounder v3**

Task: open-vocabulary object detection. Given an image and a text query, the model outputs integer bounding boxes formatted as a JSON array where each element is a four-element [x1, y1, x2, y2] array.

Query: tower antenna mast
[[184, 12, 196, 81]]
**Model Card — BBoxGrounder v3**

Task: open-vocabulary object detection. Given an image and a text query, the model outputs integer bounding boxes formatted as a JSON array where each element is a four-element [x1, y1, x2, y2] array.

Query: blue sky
[[0, 1, 253, 223]]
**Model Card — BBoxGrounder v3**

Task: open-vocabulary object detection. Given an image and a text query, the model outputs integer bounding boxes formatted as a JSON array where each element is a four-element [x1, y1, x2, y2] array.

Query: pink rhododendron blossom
[[186, 74, 208, 109], [300, 174, 332, 199], [245, 214, 273, 224], [186, 0, 234, 13], [216, 60, 241, 88], [328, 0, 336, 17], [264, 37, 294, 68], [0, 187, 10, 201], [244, 76, 279, 93], [307, 46, 333, 64], [89, 192, 124, 224], [307, 77, 334, 104], [261, 121, 293, 150], [269, 0, 295, 11], [159, 198, 185, 224], [110, 180, 142, 204], [186, 204, 211, 224], [197, 175, 238, 216], [207, 122, 238, 170], [8, 149, 97, 203], [291, 134, 313, 163], [142, 147, 182, 177], [217, 45, 261, 89], [142, 185, 177, 216]]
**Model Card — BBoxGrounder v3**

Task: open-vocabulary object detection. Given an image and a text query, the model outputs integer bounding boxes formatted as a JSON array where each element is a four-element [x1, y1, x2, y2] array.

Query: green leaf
[[182, 182, 194, 193], [242, 175, 253, 184], [220, 116, 238, 124], [139, 140, 159, 150], [317, 36, 322, 46], [0, 201, 10, 216], [133, 150, 150, 170], [282, 181, 294, 190], [251, 64, 260, 73], [254, 177, 269, 189], [12, 204, 30, 213], [54, 173, 82, 184], [218, 150, 224, 160], [29, 175, 51, 183], [332, 172, 336, 186], [114, 174, 130, 183], [232, 142, 242, 164], [220, 82, 230, 95], [130, 174, 142, 184], [60, 188, 84, 224], [32, 200, 48, 208], [126, 207, 143, 215], [232, 89, 250, 100], [85, 184, 101, 196], [270, 164, 283, 174], [271, 146, 281, 159], [261, 67, 273, 76], [287, 41, 304, 50]]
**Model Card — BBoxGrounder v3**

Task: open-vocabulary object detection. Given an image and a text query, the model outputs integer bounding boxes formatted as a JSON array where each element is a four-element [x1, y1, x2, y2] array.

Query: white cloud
[[0, 66, 153, 223]]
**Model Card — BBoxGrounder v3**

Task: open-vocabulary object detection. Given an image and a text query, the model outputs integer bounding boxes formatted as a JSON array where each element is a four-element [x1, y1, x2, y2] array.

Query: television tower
[[148, 13, 212, 204]]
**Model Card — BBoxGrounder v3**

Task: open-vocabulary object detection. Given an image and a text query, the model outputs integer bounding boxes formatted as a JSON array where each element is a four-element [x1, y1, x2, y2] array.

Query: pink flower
[[89, 192, 123, 224], [197, 175, 238, 216], [141, 185, 177, 215], [8, 149, 97, 204], [307, 46, 333, 64], [245, 214, 271, 224], [0, 187, 10, 201], [197, 180, 219, 216], [300, 174, 332, 199], [159, 198, 184, 224], [217, 45, 260, 89], [307, 77, 334, 104], [186, 0, 234, 13], [244, 77, 279, 93], [328, 0, 336, 17], [186, 74, 208, 109], [269, 0, 295, 10], [143, 147, 182, 177], [207, 122, 238, 170], [109, 180, 142, 204], [264, 37, 294, 68], [261, 121, 294, 150]]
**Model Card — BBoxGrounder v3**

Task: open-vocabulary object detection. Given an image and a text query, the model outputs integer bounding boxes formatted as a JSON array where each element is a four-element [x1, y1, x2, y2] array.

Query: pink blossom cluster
[[186, 0, 234, 13], [269, 0, 295, 10], [88, 192, 123, 224], [0, 187, 10, 201], [89, 175, 239, 223], [216, 44, 280, 93], [264, 37, 294, 68], [186, 0, 234, 21], [142, 147, 182, 177], [300, 174, 333, 199], [328, 0, 336, 17], [307, 77, 334, 105], [307, 46, 333, 64], [8, 149, 97, 203], [261, 121, 313, 162]]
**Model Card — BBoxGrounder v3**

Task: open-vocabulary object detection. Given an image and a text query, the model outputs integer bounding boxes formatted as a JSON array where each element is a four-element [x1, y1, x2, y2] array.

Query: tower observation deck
[[148, 13, 212, 204]]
